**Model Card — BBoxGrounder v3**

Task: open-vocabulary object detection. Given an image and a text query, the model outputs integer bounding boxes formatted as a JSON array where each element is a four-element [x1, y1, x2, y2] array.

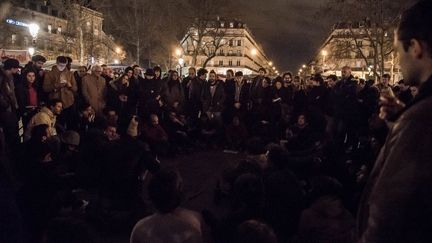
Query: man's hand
[[379, 96, 405, 120]]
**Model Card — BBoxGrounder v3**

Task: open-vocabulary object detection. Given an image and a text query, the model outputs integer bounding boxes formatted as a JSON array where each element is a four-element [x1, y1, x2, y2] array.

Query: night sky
[[232, 0, 332, 73]]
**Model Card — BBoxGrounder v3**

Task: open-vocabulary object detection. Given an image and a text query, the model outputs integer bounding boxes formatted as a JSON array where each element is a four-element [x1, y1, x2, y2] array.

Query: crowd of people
[[1, 1, 432, 242]]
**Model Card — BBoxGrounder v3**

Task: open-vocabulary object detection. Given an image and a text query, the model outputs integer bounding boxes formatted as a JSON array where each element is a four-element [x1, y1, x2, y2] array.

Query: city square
[[1, 0, 432, 243]]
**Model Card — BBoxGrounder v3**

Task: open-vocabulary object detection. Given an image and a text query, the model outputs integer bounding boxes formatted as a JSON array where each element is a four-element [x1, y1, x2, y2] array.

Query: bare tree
[[322, 0, 413, 79]]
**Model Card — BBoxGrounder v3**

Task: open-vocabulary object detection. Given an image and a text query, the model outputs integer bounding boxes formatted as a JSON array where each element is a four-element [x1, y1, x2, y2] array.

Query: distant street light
[[175, 48, 182, 57], [28, 47, 35, 56], [299, 69, 303, 72], [268, 61, 273, 66], [272, 67, 276, 70], [321, 50, 328, 66], [251, 48, 257, 56], [178, 58, 184, 66], [28, 23, 40, 42], [115, 47, 122, 54], [302, 64, 306, 68], [114, 59, 119, 64]]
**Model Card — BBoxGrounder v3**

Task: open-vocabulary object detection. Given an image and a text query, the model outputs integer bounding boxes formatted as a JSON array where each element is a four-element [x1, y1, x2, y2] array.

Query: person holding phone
[[43, 56, 77, 129]]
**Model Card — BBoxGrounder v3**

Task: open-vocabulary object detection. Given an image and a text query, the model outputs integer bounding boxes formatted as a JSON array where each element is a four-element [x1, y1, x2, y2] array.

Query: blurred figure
[[130, 170, 203, 243]]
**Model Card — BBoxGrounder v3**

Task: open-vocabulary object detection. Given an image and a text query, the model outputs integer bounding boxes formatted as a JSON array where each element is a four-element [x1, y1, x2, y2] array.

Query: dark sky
[[233, 0, 332, 73]]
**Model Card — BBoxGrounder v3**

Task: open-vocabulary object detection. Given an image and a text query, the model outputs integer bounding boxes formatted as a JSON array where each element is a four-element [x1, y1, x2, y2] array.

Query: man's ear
[[410, 39, 425, 59]]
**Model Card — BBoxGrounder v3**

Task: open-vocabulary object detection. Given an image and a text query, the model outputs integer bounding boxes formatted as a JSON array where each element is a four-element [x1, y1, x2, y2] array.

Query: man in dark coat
[[201, 70, 225, 125], [224, 71, 250, 123], [137, 69, 162, 119], [183, 67, 205, 123], [358, 2, 432, 242], [0, 59, 20, 151]]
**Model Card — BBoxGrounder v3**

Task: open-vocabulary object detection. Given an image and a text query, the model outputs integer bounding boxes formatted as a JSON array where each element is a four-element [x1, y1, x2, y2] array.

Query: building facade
[[0, 0, 124, 65], [309, 22, 401, 82], [179, 19, 275, 76]]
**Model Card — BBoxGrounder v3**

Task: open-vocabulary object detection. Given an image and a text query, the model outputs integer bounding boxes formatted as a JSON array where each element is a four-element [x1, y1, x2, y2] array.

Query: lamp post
[[178, 58, 184, 77], [321, 50, 328, 68], [28, 22, 40, 56]]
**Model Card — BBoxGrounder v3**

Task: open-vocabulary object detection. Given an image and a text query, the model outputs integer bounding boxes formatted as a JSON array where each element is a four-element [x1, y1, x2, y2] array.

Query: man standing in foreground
[[358, 1, 432, 242]]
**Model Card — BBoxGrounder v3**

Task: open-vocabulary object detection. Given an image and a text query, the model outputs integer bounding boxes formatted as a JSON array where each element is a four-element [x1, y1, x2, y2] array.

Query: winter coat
[[15, 81, 43, 116], [224, 79, 251, 111], [0, 69, 18, 113], [43, 66, 77, 109], [82, 74, 107, 114], [107, 78, 137, 116], [161, 79, 185, 111], [357, 76, 432, 243], [201, 80, 226, 113]]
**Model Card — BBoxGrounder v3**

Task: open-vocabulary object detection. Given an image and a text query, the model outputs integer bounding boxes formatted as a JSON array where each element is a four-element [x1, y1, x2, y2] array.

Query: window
[[219, 60, 223, 66], [237, 50, 242, 56], [58, 26, 62, 34], [48, 24, 52, 33], [41, 5, 48, 14], [229, 40, 233, 47], [51, 10, 58, 17], [357, 41, 363, 47], [94, 29, 99, 36], [229, 60, 233, 66], [220, 49, 224, 55], [230, 22, 234, 28], [237, 40, 241, 46], [220, 22, 225, 28], [24, 36, 29, 47], [29, 3, 37, 10], [236, 60, 241, 66], [11, 34, 16, 44]]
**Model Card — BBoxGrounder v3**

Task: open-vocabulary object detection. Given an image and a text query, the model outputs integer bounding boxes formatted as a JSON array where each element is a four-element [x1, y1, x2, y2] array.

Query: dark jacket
[[201, 80, 225, 113], [224, 79, 250, 111], [182, 76, 204, 114], [15, 80, 43, 116], [357, 76, 432, 243], [137, 78, 161, 116], [107, 78, 137, 116], [161, 79, 185, 111]]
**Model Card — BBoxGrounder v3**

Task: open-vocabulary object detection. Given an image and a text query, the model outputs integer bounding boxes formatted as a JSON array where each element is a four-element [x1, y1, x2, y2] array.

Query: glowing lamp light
[[114, 59, 119, 64], [175, 48, 182, 57], [28, 23, 40, 38], [251, 49, 257, 56], [28, 47, 35, 56], [178, 58, 185, 66]]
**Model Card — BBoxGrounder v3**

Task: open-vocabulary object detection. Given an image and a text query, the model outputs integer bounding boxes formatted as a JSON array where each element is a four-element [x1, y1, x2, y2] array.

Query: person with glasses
[[82, 65, 107, 116]]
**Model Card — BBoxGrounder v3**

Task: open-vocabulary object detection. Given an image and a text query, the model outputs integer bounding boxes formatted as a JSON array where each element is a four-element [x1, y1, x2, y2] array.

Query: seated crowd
[[0, 54, 416, 243]]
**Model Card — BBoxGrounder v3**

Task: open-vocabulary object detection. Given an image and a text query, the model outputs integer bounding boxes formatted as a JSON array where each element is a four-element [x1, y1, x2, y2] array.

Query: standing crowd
[[2, 1, 432, 242]]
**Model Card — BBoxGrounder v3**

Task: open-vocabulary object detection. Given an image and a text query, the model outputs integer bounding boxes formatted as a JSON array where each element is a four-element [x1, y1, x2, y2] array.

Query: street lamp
[[302, 64, 306, 68], [268, 61, 273, 66], [251, 48, 257, 56], [321, 50, 328, 66], [178, 58, 185, 77], [272, 67, 276, 70], [175, 48, 182, 57], [115, 47, 122, 54], [114, 59, 119, 64], [28, 47, 35, 56], [28, 23, 40, 43]]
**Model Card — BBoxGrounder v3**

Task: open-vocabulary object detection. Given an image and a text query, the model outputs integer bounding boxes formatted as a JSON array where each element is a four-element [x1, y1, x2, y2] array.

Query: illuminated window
[[48, 24, 52, 33], [11, 34, 16, 44], [58, 26, 62, 34]]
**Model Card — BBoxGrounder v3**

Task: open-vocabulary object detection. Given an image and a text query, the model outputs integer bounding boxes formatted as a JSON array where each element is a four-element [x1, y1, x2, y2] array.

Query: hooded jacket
[[25, 107, 57, 140]]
